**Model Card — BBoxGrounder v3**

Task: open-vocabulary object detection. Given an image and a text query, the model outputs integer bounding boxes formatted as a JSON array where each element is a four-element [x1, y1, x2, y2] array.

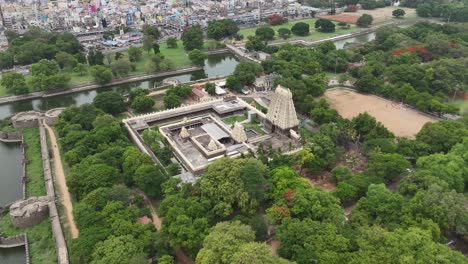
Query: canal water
[[0, 53, 239, 120], [0, 247, 27, 264], [334, 23, 412, 49], [0, 142, 23, 206]]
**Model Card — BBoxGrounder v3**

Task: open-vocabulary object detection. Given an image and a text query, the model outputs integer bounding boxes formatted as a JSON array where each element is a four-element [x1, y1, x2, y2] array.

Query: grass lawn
[[68, 40, 194, 87], [449, 100, 468, 115], [24, 128, 46, 197], [0, 213, 57, 264], [223, 114, 247, 125], [0, 83, 8, 96], [238, 18, 362, 42], [244, 120, 267, 135]]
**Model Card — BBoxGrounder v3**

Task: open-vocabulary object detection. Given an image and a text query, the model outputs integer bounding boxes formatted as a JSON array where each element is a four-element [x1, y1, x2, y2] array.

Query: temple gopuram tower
[[264, 85, 299, 135]]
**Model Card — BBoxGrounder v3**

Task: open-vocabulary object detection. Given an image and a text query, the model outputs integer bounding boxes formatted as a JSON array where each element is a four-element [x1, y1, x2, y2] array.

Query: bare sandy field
[[324, 89, 438, 138]]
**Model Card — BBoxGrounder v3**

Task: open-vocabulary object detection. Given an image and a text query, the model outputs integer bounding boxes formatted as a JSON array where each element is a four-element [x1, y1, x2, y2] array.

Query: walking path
[[137, 190, 193, 264], [43, 120, 79, 239]]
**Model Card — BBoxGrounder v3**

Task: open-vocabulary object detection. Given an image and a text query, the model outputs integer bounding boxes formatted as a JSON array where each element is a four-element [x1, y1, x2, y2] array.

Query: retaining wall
[[0, 131, 22, 142], [38, 123, 69, 264], [0, 233, 26, 248]]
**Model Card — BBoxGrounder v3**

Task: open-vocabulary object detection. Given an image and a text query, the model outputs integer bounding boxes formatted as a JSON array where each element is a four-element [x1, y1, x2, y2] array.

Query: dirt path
[[137, 190, 194, 264], [43, 121, 79, 239]]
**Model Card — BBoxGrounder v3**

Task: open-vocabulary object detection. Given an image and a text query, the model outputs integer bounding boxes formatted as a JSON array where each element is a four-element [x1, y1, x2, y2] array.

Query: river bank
[[0, 66, 203, 105]]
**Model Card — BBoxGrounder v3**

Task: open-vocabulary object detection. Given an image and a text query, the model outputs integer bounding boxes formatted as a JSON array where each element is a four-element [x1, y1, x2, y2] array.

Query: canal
[[334, 23, 412, 49], [0, 142, 23, 206], [0, 247, 27, 264], [0, 53, 239, 120]]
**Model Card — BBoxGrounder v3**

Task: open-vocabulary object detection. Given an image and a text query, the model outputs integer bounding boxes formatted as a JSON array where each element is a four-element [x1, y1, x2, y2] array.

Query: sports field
[[324, 88, 438, 138]]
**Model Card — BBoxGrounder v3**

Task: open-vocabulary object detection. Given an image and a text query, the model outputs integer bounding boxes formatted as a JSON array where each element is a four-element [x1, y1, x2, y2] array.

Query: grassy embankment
[[0, 40, 194, 96], [0, 128, 56, 263]]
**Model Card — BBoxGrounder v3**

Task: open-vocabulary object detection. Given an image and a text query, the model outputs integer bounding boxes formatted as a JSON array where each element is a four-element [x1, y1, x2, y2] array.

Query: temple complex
[[123, 85, 302, 180]]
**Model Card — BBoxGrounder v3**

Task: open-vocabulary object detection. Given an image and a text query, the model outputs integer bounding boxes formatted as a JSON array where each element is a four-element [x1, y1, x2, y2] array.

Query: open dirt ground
[[320, 6, 416, 24], [324, 89, 438, 138]]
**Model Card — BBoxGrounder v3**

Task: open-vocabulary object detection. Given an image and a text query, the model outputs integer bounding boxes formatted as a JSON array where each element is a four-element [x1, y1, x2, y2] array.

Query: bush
[[357, 14, 374, 27], [291, 22, 310, 36]]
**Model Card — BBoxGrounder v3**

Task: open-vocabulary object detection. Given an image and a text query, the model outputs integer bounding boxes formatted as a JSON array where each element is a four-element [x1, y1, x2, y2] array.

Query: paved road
[[43, 120, 79, 239]]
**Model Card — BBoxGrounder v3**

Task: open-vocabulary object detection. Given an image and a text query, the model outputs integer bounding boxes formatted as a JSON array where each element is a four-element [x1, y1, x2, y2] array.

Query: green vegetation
[[24, 128, 46, 197], [243, 119, 267, 135], [449, 100, 468, 115], [223, 115, 247, 125], [238, 18, 361, 42], [0, 214, 57, 264]]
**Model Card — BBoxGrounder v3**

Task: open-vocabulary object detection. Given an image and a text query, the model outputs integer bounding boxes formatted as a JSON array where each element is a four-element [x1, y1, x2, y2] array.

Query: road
[[43, 120, 79, 239]]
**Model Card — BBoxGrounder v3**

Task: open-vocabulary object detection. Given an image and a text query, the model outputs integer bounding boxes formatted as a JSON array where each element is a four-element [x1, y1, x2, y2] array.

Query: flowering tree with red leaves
[[391, 45, 432, 61], [345, 5, 358, 12], [269, 14, 286, 26], [283, 189, 296, 203]]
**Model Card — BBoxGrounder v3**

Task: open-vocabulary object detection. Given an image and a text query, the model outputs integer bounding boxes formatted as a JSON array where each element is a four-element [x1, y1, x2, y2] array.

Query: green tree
[[93, 91, 125, 115], [143, 35, 154, 54], [88, 49, 104, 65], [255, 26, 275, 41], [147, 53, 174, 72], [110, 59, 133, 77], [232, 242, 293, 264], [335, 182, 358, 204], [153, 43, 160, 54], [90, 65, 113, 85], [225, 76, 242, 92], [233, 61, 263, 85], [291, 22, 310, 36], [207, 19, 240, 40], [294, 149, 316, 174], [134, 164, 168, 198], [163, 94, 182, 109], [143, 25, 160, 39], [127, 46, 143, 62], [245, 36, 267, 52], [416, 120, 468, 153], [357, 14, 373, 27], [416, 153, 465, 192], [0, 72, 28, 95], [181, 25, 204, 51], [74, 63, 88, 76], [316, 40, 336, 53], [55, 51, 77, 70], [200, 158, 269, 217], [0, 51, 14, 70], [367, 153, 410, 182], [91, 235, 144, 264], [131, 95, 154, 113], [166, 37, 178, 48], [416, 3, 433, 17], [277, 218, 350, 264], [188, 49, 207, 65], [315, 19, 336, 33], [196, 221, 255, 264], [392, 8, 406, 18], [204, 82, 216, 95], [277, 28, 292, 39]]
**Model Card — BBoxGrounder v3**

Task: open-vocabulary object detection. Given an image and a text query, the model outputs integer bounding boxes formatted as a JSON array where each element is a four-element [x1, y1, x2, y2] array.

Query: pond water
[[0, 246, 27, 264], [334, 23, 413, 49], [0, 142, 23, 206], [0, 53, 239, 120]]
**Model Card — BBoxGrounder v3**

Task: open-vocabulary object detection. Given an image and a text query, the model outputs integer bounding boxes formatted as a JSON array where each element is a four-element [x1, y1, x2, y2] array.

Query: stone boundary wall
[[0, 233, 26, 248], [0, 131, 22, 142], [38, 123, 69, 264]]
